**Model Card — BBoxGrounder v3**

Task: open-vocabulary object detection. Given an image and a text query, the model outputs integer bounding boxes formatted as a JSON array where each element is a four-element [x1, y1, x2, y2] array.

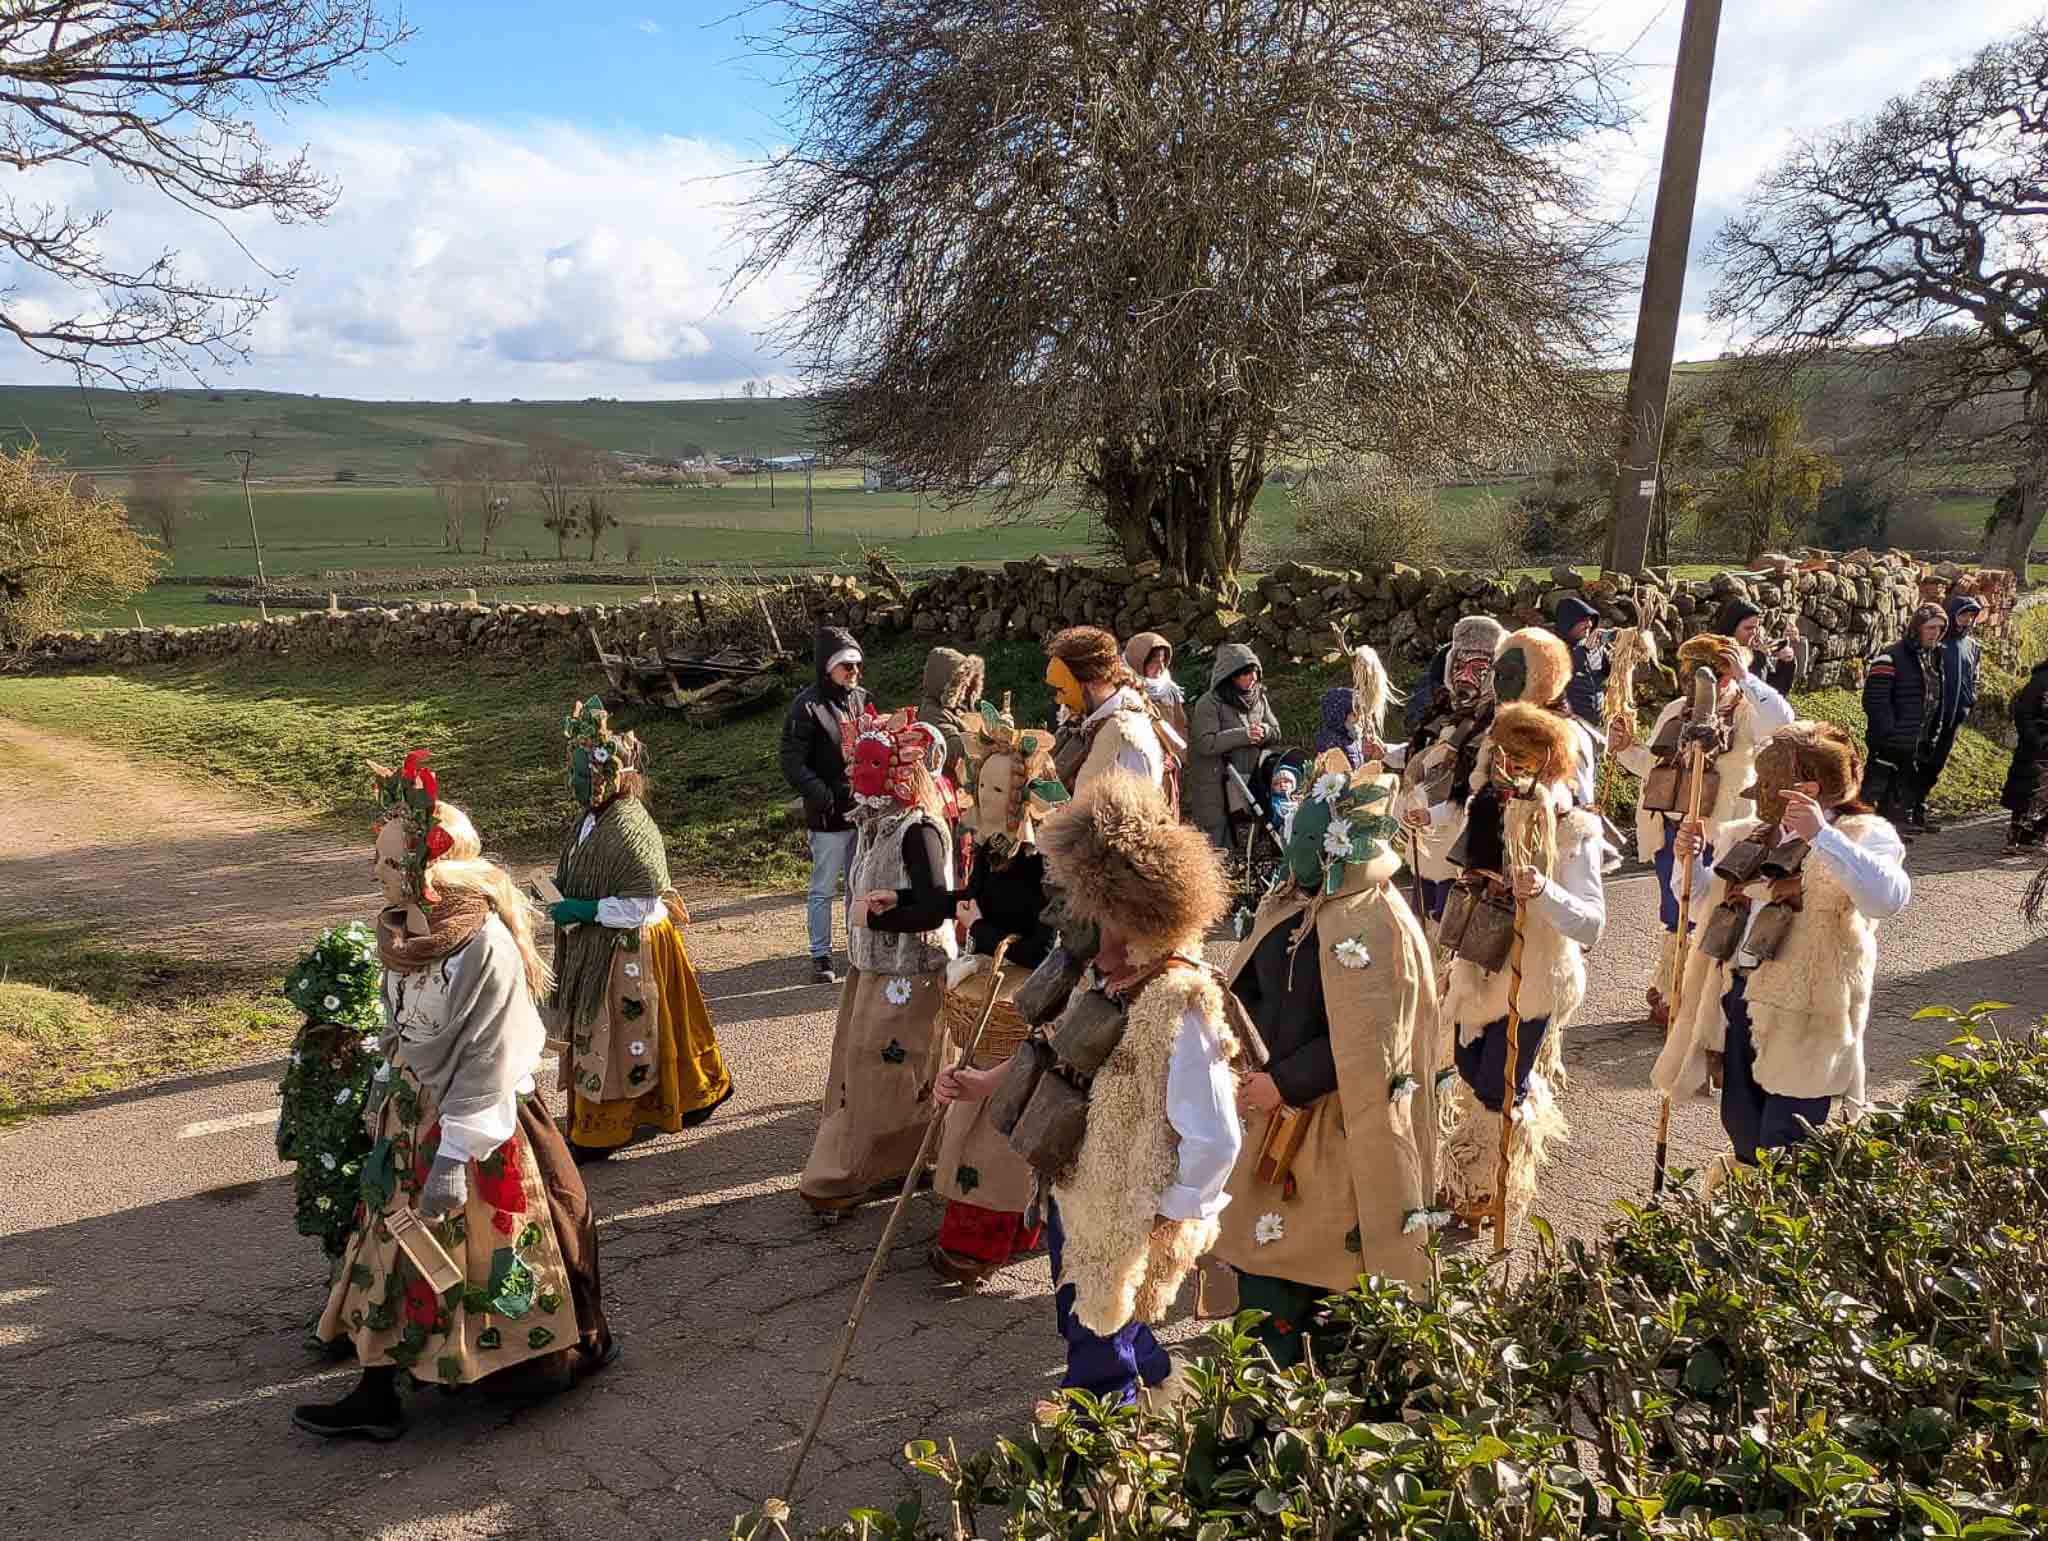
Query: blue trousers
[[1454, 1014, 1552, 1114], [806, 828, 855, 960], [1417, 876, 1452, 923], [1719, 974, 1832, 1165], [1046, 1200, 1169, 1403], [1651, 818, 1713, 933]]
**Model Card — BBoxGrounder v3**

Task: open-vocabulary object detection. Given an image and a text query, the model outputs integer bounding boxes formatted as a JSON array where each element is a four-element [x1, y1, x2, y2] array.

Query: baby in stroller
[[1252, 746, 1312, 843]]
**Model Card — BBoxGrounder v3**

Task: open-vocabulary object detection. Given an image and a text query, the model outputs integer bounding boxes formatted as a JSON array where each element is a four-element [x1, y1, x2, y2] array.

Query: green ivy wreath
[[276, 922, 387, 1257]]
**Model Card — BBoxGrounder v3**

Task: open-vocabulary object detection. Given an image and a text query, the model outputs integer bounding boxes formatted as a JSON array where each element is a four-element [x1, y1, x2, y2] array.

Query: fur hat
[[1493, 626, 1573, 708], [1047, 625, 1125, 685], [1451, 615, 1507, 661], [1487, 702, 1578, 788], [1677, 632, 1746, 680], [1744, 720, 1863, 821], [1038, 771, 1227, 949]]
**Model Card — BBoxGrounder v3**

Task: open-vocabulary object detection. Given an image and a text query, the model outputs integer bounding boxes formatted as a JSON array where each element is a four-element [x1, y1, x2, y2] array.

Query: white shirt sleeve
[[1157, 1006, 1243, 1222], [596, 895, 664, 929], [1811, 820, 1911, 919], [1381, 740, 1409, 770], [1116, 743, 1157, 779], [436, 1073, 538, 1164], [1530, 827, 1607, 947], [1743, 676, 1797, 735]]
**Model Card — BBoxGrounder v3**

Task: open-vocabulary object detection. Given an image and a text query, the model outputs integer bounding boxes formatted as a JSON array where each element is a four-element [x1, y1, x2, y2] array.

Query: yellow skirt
[[565, 917, 731, 1149]]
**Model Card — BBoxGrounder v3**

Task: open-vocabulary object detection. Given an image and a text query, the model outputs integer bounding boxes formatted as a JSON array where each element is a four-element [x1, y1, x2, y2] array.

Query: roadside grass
[[0, 920, 291, 1125]]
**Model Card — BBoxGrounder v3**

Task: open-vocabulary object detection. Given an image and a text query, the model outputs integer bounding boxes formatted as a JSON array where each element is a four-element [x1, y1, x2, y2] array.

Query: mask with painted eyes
[[1449, 654, 1493, 706], [848, 728, 896, 802]]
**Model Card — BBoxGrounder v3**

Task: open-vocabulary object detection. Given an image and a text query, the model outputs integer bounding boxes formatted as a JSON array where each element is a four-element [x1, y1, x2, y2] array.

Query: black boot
[[293, 1365, 403, 1441]]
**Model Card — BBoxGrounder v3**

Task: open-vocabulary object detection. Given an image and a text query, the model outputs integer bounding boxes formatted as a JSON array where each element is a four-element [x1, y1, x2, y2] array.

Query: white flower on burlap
[[884, 976, 914, 1007], [1387, 1073, 1418, 1103], [1310, 771, 1349, 805], [1402, 1207, 1454, 1234], [1434, 1067, 1458, 1095], [1253, 1212, 1285, 1246], [591, 746, 610, 764], [628, 1040, 647, 1057], [323, 994, 341, 1012], [1323, 819, 1354, 859], [623, 963, 640, 979], [373, 1060, 393, 1082], [1333, 936, 1371, 970]]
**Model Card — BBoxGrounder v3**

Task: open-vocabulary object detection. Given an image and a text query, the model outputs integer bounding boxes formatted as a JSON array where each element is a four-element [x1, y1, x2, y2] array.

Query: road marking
[[176, 1108, 281, 1139], [705, 983, 830, 1005]]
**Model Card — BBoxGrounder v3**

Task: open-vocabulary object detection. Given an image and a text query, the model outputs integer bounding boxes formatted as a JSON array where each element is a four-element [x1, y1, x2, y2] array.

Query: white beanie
[[827, 644, 864, 674]]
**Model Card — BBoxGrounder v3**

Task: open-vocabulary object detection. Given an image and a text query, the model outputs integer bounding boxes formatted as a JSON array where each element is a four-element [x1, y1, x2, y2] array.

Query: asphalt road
[[5, 819, 2047, 1540]]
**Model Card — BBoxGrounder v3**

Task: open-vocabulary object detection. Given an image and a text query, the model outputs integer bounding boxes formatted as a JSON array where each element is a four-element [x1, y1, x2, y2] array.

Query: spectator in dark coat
[[1186, 642, 1284, 849], [1554, 593, 1608, 727], [1923, 593, 1986, 830], [1405, 644, 1449, 738], [2002, 657, 2048, 852], [1711, 596, 1800, 695], [1861, 605, 1961, 836], [780, 625, 869, 982]]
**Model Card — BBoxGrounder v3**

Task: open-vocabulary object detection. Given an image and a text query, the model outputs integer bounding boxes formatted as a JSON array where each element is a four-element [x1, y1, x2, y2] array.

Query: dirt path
[[0, 717, 380, 961]]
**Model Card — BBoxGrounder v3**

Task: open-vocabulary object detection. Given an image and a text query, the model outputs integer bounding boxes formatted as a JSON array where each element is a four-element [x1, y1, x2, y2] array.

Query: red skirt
[[935, 1200, 1044, 1265]]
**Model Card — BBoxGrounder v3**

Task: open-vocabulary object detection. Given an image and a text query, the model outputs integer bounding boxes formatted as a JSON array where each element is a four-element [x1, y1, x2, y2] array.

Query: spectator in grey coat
[[1186, 642, 1284, 849]]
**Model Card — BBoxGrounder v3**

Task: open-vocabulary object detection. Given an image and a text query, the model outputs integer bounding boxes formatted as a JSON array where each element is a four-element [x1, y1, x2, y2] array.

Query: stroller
[[1223, 746, 1309, 934]]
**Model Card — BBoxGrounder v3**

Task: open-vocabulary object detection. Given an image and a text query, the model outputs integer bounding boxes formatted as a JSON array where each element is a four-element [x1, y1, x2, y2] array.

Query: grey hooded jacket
[[1185, 642, 1284, 837]]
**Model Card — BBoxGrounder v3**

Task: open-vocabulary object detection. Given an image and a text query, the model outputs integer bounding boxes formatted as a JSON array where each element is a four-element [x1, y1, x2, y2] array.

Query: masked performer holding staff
[[1653, 722, 1908, 1172], [1385, 616, 1506, 924], [299, 756, 612, 1440], [1210, 750, 1439, 1367], [1045, 625, 1180, 799], [1437, 703, 1612, 1232], [547, 699, 731, 1161], [800, 708, 958, 1216], [937, 773, 1245, 1408], [1611, 635, 1794, 1029]]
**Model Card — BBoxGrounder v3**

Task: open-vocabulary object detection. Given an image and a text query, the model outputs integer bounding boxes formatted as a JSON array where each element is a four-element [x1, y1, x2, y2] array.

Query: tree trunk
[[1979, 391, 2048, 576]]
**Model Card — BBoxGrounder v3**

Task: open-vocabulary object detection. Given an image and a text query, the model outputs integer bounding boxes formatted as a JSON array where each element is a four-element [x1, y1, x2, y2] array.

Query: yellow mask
[[1046, 656, 1087, 716]]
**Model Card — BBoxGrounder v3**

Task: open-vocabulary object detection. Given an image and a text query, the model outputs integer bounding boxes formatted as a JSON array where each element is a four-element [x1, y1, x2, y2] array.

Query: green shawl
[[551, 797, 670, 1025]]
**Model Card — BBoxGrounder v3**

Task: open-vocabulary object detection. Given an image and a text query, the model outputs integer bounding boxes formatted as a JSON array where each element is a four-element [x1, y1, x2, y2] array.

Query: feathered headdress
[[840, 704, 948, 819], [367, 749, 453, 929]]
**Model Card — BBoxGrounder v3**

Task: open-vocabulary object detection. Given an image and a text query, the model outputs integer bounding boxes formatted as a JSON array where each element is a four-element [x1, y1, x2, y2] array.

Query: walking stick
[[1491, 880, 1528, 1254], [1652, 665, 1720, 1198], [783, 934, 1017, 1500]]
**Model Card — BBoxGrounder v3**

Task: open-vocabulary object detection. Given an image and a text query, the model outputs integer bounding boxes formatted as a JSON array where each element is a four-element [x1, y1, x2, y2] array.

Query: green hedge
[[753, 1005, 2047, 1539]]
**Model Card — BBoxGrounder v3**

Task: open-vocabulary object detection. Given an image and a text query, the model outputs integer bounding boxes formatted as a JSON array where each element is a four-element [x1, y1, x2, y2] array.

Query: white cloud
[[635, 18, 661, 35], [0, 113, 805, 398]]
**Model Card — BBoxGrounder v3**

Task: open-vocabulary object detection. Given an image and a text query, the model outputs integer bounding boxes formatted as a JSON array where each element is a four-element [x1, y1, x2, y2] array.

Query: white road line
[[176, 1108, 281, 1139], [705, 983, 829, 1006]]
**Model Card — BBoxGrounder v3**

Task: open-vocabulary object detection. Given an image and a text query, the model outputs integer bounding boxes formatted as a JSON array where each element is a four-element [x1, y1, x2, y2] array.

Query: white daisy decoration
[[884, 976, 915, 1007], [333, 1086, 354, 1106], [320, 1152, 338, 1171], [1322, 818, 1354, 859], [315, 1196, 332, 1211], [373, 1061, 393, 1083], [1311, 771, 1350, 804], [322, 994, 342, 1011], [591, 746, 610, 763], [1333, 936, 1371, 970], [1388, 1073, 1419, 1102], [1434, 1067, 1459, 1094], [1253, 1212, 1286, 1246], [1403, 1207, 1455, 1234], [628, 1040, 647, 1057], [623, 963, 641, 979]]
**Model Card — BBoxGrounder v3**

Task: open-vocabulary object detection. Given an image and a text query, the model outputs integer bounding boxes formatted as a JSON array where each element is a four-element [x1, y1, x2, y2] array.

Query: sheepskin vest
[[1052, 961, 1237, 1335], [846, 807, 957, 976], [1663, 814, 1886, 1103], [1073, 704, 1167, 794], [1632, 689, 1764, 860], [1443, 804, 1597, 1038]]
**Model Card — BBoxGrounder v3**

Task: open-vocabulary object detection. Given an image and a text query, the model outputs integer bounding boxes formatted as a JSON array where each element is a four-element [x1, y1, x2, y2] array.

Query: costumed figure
[[1653, 722, 1909, 1173], [1490, 625, 1605, 808], [1046, 625, 1181, 798], [549, 699, 731, 1161], [1612, 634, 1794, 1029], [1438, 704, 1612, 1232], [935, 773, 1245, 1407], [916, 703, 1071, 1284], [1125, 631, 1190, 745], [299, 756, 612, 1441], [1210, 750, 1440, 1368], [800, 707, 958, 1216], [1385, 616, 1505, 924]]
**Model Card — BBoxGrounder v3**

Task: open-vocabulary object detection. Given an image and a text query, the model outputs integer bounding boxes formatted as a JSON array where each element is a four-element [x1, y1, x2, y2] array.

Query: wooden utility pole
[[226, 448, 268, 591], [803, 453, 815, 551], [1605, 0, 1725, 576]]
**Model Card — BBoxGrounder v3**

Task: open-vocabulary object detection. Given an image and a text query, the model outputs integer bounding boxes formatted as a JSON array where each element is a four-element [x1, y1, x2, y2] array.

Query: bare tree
[[1, 1, 410, 389], [578, 472, 618, 561], [460, 445, 517, 557], [1662, 371, 1840, 563], [1711, 20, 2048, 572], [421, 445, 467, 551], [127, 459, 194, 550], [528, 433, 605, 560], [736, 0, 1629, 587]]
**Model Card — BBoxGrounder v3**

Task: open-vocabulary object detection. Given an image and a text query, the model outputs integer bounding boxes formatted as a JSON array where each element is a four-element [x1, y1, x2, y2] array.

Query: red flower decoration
[[400, 749, 439, 804], [403, 1274, 441, 1329], [424, 826, 454, 860], [473, 1136, 527, 1213], [492, 1210, 516, 1236]]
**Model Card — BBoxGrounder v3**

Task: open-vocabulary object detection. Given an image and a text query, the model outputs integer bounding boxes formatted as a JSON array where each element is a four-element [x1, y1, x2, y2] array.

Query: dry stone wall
[[22, 551, 1993, 689]]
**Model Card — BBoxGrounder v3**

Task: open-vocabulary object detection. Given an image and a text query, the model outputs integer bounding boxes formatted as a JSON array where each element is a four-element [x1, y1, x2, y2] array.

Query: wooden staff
[[783, 935, 1017, 1500], [1652, 667, 1718, 1197], [1491, 875, 1528, 1254]]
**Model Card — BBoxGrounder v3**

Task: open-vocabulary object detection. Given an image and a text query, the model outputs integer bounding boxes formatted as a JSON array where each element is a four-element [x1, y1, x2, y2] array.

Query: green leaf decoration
[[527, 1327, 555, 1351], [436, 1354, 464, 1385], [463, 1287, 491, 1315], [348, 1263, 375, 1289], [956, 1165, 980, 1194], [1027, 777, 1070, 805], [357, 1138, 398, 1213], [478, 1327, 502, 1350], [516, 1222, 543, 1251], [366, 1301, 396, 1332], [621, 996, 645, 1020], [536, 1291, 564, 1315], [1344, 1226, 1362, 1254], [485, 1247, 536, 1319], [386, 1341, 421, 1369]]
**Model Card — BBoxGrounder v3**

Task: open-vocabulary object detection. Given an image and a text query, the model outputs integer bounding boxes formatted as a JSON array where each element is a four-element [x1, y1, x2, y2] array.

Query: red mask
[[841, 707, 939, 810]]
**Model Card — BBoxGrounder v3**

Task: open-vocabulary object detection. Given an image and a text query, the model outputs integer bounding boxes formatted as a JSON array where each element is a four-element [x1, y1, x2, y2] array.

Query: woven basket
[[941, 971, 1031, 1063]]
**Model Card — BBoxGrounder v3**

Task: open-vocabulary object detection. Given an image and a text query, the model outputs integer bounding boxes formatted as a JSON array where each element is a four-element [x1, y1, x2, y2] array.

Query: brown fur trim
[[1489, 702, 1578, 788], [1678, 632, 1745, 679], [1498, 626, 1572, 708], [1047, 625, 1125, 685], [1039, 771, 1227, 947], [1750, 720, 1863, 807]]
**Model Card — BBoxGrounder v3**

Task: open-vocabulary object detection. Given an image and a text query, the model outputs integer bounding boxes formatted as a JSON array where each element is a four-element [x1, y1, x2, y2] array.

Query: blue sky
[[1, 1, 2037, 401]]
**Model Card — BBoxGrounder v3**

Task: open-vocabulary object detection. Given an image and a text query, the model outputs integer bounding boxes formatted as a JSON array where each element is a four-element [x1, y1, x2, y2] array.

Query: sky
[[0, 0, 2037, 401]]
